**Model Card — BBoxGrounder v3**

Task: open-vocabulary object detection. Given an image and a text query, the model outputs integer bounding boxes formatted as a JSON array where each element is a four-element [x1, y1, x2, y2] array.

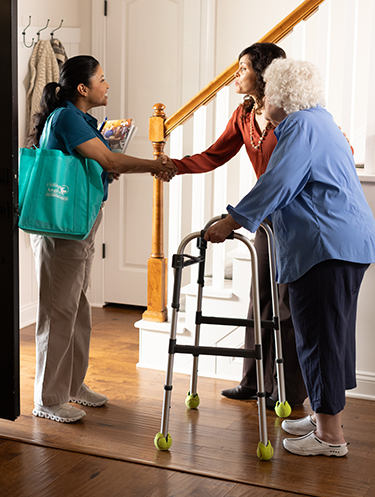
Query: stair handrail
[[164, 0, 324, 137]]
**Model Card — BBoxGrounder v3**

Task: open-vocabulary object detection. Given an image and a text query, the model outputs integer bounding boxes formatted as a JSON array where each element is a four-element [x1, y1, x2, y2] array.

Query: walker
[[154, 215, 291, 460]]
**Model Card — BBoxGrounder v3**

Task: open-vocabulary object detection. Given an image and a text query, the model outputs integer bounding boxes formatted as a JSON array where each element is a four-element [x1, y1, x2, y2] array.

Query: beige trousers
[[31, 209, 102, 406]]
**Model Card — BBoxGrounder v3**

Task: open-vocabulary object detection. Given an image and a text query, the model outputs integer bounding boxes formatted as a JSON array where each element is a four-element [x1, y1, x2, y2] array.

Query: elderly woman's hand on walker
[[204, 215, 241, 243]]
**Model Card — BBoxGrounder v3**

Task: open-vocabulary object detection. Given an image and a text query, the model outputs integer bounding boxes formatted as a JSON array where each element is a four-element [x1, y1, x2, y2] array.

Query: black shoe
[[266, 397, 277, 410], [220, 386, 257, 400]]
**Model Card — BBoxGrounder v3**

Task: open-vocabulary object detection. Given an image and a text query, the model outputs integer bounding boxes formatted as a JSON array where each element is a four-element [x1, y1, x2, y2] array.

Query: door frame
[[0, 0, 20, 421]]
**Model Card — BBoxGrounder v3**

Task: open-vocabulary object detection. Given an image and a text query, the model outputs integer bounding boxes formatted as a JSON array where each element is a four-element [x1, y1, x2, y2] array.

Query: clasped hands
[[153, 155, 177, 182]]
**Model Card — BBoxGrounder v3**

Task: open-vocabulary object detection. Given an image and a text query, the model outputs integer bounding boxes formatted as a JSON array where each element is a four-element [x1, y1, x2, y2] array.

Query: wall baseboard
[[20, 297, 103, 331], [346, 372, 375, 401], [20, 303, 37, 329]]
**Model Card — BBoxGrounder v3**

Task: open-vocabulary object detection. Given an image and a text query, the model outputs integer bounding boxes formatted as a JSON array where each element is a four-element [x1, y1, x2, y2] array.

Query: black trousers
[[240, 226, 307, 405], [289, 259, 369, 415]]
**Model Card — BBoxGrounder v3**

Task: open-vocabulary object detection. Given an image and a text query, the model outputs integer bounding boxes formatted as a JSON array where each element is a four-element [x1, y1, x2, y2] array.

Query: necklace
[[249, 105, 269, 150]]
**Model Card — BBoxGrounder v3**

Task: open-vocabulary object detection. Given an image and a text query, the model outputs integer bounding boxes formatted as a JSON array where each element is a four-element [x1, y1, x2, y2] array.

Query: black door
[[0, 0, 20, 421]]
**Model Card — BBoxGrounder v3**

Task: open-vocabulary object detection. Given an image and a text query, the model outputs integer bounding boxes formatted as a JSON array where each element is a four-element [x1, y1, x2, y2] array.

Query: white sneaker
[[281, 415, 316, 436], [70, 384, 108, 407], [33, 403, 86, 423], [283, 431, 348, 457]]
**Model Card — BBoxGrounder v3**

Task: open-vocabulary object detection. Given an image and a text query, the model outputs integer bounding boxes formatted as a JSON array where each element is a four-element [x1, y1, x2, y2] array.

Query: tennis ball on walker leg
[[275, 400, 292, 418], [185, 391, 200, 409], [257, 441, 274, 460], [154, 432, 172, 450]]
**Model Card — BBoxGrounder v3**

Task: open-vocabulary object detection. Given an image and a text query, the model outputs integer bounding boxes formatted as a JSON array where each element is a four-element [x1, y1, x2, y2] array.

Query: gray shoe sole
[[69, 397, 108, 407], [33, 407, 85, 423]]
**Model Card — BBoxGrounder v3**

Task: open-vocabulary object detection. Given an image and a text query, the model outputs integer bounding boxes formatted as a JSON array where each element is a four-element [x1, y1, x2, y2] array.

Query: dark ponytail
[[28, 55, 100, 147]]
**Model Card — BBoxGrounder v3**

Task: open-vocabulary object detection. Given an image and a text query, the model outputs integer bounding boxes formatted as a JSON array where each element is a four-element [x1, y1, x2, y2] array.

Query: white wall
[[18, 0, 92, 53], [215, 0, 301, 74]]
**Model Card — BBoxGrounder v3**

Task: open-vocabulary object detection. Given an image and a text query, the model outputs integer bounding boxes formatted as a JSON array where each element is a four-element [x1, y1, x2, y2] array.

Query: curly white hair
[[263, 58, 326, 114]]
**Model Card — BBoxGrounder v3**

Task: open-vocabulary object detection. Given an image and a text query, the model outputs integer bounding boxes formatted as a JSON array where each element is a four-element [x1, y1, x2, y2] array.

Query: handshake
[[152, 155, 178, 182]]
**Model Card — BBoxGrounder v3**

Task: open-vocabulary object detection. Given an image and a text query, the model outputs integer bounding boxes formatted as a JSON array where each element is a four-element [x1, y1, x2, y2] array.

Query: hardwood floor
[[1, 305, 374, 497], [0, 438, 309, 497]]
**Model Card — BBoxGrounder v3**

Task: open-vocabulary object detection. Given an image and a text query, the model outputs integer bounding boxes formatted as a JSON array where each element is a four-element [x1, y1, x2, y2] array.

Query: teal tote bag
[[18, 109, 104, 240]]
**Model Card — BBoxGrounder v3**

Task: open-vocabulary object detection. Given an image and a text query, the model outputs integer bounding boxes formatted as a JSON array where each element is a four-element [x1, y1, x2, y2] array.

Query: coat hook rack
[[22, 16, 34, 48], [50, 20, 64, 39], [36, 19, 50, 41]]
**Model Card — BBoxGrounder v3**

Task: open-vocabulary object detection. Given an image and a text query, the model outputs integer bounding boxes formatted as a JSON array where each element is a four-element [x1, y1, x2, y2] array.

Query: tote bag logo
[[46, 182, 69, 201]]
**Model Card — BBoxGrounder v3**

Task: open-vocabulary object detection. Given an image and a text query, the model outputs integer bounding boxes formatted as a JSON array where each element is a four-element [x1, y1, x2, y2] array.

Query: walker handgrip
[[200, 229, 234, 240]]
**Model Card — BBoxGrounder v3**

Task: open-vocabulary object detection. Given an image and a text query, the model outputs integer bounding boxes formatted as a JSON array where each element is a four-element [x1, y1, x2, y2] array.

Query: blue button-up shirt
[[42, 100, 110, 201], [227, 106, 375, 283]]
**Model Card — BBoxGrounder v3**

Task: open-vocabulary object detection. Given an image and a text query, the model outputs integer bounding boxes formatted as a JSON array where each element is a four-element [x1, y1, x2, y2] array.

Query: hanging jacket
[[50, 37, 68, 69], [26, 40, 60, 139]]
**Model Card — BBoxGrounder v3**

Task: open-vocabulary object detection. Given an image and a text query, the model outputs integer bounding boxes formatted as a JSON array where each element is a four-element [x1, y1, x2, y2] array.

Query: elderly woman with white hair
[[204, 58, 375, 457]]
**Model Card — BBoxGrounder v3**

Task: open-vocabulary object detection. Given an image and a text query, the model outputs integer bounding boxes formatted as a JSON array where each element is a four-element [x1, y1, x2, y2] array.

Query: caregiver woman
[[28, 55, 176, 423], [205, 58, 375, 457]]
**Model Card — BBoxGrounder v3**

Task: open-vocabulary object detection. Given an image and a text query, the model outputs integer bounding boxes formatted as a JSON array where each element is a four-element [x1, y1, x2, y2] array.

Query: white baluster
[[168, 126, 183, 311], [191, 106, 207, 231], [237, 146, 256, 250], [212, 86, 229, 289], [341, 0, 358, 142], [292, 20, 306, 60], [365, 0, 375, 174], [190, 106, 207, 284], [239, 145, 256, 199], [316, 0, 331, 106]]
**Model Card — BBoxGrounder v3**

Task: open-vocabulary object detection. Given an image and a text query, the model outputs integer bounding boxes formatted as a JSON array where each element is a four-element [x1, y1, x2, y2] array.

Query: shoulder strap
[[39, 107, 64, 149]]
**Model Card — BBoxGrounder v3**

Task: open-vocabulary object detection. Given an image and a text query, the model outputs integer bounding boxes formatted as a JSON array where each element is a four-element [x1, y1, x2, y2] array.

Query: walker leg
[[155, 261, 184, 450], [154, 354, 174, 446], [188, 285, 203, 400], [260, 222, 291, 418], [186, 324, 201, 409], [273, 322, 291, 418], [249, 239, 274, 460], [186, 237, 206, 409]]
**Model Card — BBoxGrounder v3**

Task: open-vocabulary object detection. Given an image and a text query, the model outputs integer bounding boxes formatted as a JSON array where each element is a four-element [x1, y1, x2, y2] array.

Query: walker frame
[[154, 216, 291, 459]]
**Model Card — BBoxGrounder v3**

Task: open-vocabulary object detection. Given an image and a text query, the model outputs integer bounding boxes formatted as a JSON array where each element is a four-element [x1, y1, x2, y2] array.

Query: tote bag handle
[[39, 108, 63, 150]]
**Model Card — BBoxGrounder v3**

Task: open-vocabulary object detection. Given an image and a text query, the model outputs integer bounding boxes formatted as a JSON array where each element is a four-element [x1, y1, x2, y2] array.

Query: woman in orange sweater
[[168, 42, 307, 408]]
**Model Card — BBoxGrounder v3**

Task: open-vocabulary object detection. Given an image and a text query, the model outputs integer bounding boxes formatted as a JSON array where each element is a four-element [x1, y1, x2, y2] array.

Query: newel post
[[142, 104, 168, 322]]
